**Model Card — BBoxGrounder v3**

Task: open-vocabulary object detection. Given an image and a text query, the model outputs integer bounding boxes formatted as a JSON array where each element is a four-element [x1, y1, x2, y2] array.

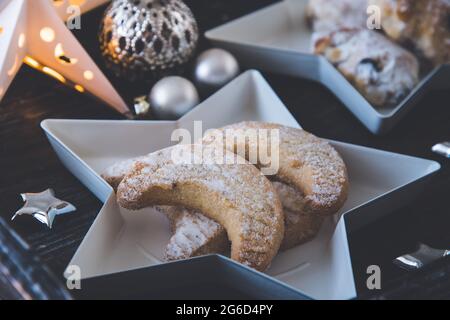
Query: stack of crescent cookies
[[307, 0, 450, 107], [102, 122, 349, 271]]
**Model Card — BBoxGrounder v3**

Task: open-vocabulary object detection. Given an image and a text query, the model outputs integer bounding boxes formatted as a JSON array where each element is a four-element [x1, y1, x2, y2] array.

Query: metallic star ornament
[[432, 142, 450, 158], [11, 189, 76, 228], [0, 0, 129, 115], [394, 243, 450, 270]]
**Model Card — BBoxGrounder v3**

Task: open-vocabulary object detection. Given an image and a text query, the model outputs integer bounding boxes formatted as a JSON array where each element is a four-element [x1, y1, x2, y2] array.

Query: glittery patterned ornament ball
[[99, 0, 199, 81]]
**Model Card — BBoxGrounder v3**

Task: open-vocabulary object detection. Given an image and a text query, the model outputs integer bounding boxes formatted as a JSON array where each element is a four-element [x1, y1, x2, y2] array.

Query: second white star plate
[[41, 70, 439, 300], [205, 0, 450, 135]]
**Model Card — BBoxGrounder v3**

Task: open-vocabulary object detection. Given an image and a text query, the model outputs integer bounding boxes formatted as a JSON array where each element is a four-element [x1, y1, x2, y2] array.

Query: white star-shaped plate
[[205, 0, 450, 135], [41, 70, 440, 300]]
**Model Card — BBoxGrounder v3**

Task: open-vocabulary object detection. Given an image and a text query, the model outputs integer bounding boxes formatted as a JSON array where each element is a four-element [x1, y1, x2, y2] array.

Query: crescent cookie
[[203, 122, 349, 216], [103, 166, 230, 260], [271, 182, 324, 250], [103, 163, 324, 259], [102, 156, 151, 190], [313, 28, 419, 107], [159, 181, 324, 261], [156, 206, 230, 261], [102, 157, 231, 259], [306, 0, 368, 32], [116, 144, 284, 271], [370, 0, 450, 65]]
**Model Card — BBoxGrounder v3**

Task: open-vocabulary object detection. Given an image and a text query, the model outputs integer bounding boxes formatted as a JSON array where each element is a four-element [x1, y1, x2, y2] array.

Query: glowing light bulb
[[74, 84, 85, 93], [83, 70, 94, 80], [54, 43, 78, 65], [52, 0, 65, 7], [18, 33, 26, 48], [7, 55, 19, 76], [42, 66, 66, 83], [70, 0, 87, 6], [24, 56, 40, 69], [40, 27, 55, 42]]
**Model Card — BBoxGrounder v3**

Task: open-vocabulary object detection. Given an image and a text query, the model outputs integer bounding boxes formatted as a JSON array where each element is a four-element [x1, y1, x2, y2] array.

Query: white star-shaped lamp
[[0, 0, 129, 115], [11, 189, 76, 228]]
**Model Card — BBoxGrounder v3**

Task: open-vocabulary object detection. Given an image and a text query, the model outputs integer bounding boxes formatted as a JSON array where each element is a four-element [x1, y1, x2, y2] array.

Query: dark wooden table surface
[[1, 0, 449, 299]]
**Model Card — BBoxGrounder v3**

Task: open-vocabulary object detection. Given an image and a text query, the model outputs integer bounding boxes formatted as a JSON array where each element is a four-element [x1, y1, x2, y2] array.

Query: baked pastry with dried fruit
[[306, 0, 368, 32], [370, 0, 450, 65], [313, 28, 419, 106]]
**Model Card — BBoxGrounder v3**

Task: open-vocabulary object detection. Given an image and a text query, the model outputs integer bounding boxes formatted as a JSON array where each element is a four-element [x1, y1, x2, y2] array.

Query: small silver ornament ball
[[194, 48, 240, 89], [99, 0, 199, 81], [149, 76, 199, 119]]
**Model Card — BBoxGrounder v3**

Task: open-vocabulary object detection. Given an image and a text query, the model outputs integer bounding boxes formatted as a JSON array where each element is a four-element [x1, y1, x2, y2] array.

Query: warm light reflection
[[23, 56, 84, 95], [23, 56, 40, 68], [42, 66, 66, 83], [54, 43, 78, 65], [40, 27, 55, 42], [7, 55, 19, 76], [0, 26, 4, 35], [52, 0, 65, 7], [74, 84, 85, 93], [70, 0, 87, 6], [18, 33, 26, 48], [83, 70, 94, 80]]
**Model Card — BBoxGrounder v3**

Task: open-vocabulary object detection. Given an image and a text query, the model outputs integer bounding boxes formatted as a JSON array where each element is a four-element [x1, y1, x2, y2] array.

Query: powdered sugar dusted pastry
[[306, 0, 368, 32], [272, 182, 324, 250], [102, 156, 150, 190], [157, 206, 229, 261], [104, 122, 345, 262], [117, 144, 284, 271], [203, 122, 349, 216], [370, 0, 450, 65], [313, 28, 419, 106], [163, 182, 325, 260], [103, 157, 324, 259], [160, 181, 324, 261], [103, 157, 230, 261]]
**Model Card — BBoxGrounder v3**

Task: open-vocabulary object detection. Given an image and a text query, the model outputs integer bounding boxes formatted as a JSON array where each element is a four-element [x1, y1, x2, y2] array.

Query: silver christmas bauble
[[194, 48, 240, 90], [149, 76, 199, 119], [99, 0, 199, 81]]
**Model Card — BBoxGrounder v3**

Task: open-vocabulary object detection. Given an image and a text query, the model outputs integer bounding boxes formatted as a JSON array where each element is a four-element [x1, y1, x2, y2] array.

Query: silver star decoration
[[11, 189, 76, 228], [394, 243, 450, 270], [432, 142, 450, 158]]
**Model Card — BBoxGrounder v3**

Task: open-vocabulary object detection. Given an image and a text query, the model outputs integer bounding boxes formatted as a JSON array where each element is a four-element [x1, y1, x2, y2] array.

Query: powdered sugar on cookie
[[204, 122, 348, 215], [117, 144, 284, 271]]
